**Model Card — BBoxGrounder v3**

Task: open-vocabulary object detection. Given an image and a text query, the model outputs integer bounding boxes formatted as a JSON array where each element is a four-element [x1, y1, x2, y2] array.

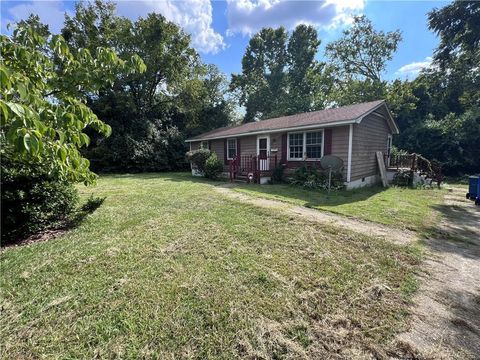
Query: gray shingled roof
[[187, 100, 396, 141]]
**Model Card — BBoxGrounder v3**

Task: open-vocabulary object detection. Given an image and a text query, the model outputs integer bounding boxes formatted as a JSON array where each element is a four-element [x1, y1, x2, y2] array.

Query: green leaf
[[0, 100, 9, 125], [80, 133, 90, 146], [17, 82, 28, 100], [7, 102, 25, 118], [58, 147, 67, 162], [30, 134, 39, 154], [0, 65, 11, 89], [57, 130, 65, 144], [23, 133, 31, 151]]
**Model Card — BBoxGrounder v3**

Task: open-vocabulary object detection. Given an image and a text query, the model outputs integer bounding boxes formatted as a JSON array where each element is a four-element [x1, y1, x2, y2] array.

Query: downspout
[[347, 124, 353, 183]]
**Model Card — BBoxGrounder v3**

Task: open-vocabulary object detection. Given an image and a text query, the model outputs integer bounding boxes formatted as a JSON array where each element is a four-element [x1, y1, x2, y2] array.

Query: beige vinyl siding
[[270, 133, 282, 157], [350, 113, 390, 181], [209, 139, 225, 168], [190, 141, 201, 151], [239, 136, 256, 155], [331, 126, 349, 179]]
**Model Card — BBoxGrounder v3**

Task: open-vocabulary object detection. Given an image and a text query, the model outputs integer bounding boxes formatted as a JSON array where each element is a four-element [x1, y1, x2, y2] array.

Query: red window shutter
[[324, 129, 332, 155], [281, 133, 288, 163], [224, 139, 228, 165]]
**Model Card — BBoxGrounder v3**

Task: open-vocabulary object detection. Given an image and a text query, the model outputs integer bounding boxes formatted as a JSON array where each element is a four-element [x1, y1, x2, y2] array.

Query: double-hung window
[[288, 131, 323, 160], [227, 138, 237, 160], [306, 132, 322, 159], [289, 133, 304, 160]]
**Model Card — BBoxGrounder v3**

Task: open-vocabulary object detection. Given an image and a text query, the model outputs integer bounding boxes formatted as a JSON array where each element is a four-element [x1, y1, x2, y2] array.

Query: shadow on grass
[[422, 198, 480, 260], [229, 182, 388, 208], [2, 196, 106, 248], [67, 195, 106, 228], [440, 288, 480, 355]]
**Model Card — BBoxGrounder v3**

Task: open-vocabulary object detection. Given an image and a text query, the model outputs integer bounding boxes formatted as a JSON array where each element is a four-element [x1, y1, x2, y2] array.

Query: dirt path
[[216, 184, 480, 359], [214, 184, 417, 245], [397, 187, 480, 359]]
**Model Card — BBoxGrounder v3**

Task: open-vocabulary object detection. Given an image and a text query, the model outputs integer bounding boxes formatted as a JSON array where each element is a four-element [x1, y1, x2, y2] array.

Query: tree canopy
[[230, 25, 331, 122], [61, 1, 234, 172], [0, 17, 145, 184]]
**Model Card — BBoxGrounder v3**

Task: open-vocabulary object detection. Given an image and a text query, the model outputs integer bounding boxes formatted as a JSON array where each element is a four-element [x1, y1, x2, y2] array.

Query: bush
[[270, 164, 285, 184], [392, 169, 414, 187], [185, 148, 211, 173], [290, 165, 344, 190], [1, 151, 79, 243], [204, 153, 224, 179]]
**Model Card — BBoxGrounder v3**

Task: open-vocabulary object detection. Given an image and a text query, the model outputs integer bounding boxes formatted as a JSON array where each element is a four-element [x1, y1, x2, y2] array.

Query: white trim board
[[286, 129, 324, 161], [347, 124, 353, 183]]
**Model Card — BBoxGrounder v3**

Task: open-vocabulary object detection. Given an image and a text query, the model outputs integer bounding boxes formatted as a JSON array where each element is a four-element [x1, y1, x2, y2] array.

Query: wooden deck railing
[[229, 153, 278, 183], [385, 153, 443, 187]]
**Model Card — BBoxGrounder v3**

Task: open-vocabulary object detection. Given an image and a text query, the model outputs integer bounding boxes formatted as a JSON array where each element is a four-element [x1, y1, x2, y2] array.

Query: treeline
[[12, 0, 478, 175], [230, 2, 479, 175]]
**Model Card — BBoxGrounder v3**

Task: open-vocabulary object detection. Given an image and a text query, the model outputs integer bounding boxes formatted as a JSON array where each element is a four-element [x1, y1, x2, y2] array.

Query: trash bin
[[477, 178, 480, 206], [466, 176, 479, 201]]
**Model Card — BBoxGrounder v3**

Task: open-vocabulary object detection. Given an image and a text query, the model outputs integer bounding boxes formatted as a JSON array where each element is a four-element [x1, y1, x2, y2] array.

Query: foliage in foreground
[[0, 17, 144, 242], [1, 149, 79, 243], [0, 173, 421, 358], [0, 17, 145, 184]]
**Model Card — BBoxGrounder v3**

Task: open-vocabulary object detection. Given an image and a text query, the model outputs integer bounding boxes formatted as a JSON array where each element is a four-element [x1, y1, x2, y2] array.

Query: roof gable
[[187, 100, 398, 141]]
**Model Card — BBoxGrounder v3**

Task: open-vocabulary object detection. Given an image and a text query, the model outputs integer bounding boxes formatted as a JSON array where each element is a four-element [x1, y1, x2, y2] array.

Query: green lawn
[[233, 182, 445, 231], [1, 173, 422, 359]]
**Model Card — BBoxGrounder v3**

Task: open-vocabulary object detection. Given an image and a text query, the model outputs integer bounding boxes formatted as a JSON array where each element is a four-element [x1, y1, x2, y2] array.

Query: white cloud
[[396, 57, 432, 77], [1, 0, 225, 54], [2, 0, 71, 34], [115, 0, 225, 54], [226, 0, 365, 36]]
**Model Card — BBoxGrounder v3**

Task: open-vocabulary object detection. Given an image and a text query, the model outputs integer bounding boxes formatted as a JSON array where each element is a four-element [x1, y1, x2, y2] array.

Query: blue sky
[[1, 0, 449, 80]]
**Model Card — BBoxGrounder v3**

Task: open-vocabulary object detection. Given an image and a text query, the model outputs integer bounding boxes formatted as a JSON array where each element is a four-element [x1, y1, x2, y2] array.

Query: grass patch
[[1, 172, 421, 358], [233, 182, 444, 231]]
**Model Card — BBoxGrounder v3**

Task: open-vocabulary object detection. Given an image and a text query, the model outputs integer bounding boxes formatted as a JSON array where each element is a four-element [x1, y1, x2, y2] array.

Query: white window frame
[[226, 138, 237, 160], [287, 130, 324, 161], [256, 135, 270, 156], [200, 140, 209, 149]]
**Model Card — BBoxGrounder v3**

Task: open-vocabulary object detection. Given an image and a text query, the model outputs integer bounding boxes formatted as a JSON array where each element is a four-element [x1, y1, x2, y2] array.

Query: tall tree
[[230, 27, 288, 122], [325, 16, 402, 105], [326, 16, 402, 82], [426, 0, 480, 112], [390, 1, 479, 175], [231, 25, 330, 122], [287, 24, 331, 114], [63, 1, 232, 172]]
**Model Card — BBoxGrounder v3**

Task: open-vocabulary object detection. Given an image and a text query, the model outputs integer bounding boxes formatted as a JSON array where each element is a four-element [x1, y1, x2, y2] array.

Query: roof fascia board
[[185, 119, 357, 142]]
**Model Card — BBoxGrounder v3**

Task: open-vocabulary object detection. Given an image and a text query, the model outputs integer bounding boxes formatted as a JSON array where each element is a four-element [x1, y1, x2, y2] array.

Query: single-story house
[[186, 100, 399, 189]]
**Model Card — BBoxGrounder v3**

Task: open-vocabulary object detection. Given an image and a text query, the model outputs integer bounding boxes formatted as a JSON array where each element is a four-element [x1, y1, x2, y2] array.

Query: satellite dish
[[319, 155, 344, 193], [320, 155, 344, 171]]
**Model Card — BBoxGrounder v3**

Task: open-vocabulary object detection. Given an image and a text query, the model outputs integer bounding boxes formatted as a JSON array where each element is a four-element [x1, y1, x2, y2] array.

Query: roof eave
[[185, 119, 358, 142]]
